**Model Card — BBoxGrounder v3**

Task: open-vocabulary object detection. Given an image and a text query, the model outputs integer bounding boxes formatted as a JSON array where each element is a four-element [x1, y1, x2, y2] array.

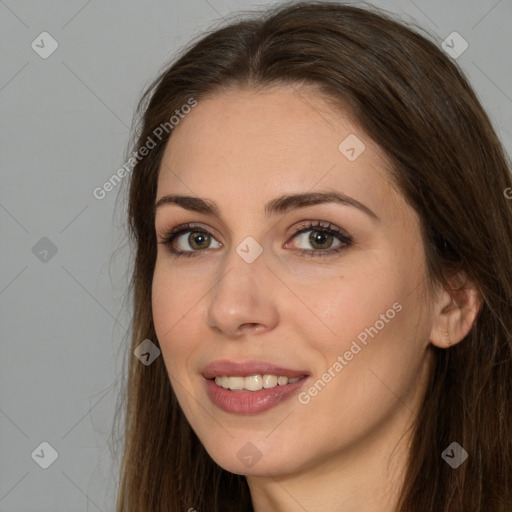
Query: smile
[[202, 360, 310, 414], [214, 374, 304, 391]]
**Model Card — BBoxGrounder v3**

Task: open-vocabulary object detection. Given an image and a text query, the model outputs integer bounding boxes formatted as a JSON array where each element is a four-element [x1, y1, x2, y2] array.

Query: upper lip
[[202, 360, 309, 379]]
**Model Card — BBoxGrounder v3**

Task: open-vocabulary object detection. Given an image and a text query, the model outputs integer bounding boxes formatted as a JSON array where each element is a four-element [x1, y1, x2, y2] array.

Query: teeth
[[263, 374, 278, 388], [214, 374, 303, 391], [244, 374, 262, 391]]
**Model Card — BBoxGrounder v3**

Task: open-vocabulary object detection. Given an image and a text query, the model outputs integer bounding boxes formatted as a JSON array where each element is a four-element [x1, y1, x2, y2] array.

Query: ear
[[429, 271, 483, 349]]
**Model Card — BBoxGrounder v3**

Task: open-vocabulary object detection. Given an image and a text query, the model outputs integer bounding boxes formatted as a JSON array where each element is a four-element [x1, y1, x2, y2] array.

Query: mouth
[[202, 359, 309, 380], [210, 374, 306, 392], [202, 360, 310, 414]]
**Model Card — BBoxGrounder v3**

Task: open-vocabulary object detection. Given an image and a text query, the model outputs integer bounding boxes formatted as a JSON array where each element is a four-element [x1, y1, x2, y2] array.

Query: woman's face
[[152, 85, 437, 478]]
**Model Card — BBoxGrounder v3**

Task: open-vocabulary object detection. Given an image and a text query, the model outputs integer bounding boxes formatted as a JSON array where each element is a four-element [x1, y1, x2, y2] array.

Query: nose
[[206, 242, 279, 338]]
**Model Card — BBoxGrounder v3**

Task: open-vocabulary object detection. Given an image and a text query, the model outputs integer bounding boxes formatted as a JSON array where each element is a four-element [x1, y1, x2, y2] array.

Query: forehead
[[156, 85, 400, 220]]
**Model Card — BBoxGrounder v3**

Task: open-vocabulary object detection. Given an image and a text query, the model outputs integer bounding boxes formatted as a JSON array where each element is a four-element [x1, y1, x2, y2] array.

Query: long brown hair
[[112, 2, 512, 510]]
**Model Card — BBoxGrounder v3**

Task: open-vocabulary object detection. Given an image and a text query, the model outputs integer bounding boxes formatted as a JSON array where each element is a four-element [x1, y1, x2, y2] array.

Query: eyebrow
[[154, 191, 379, 221], [154, 192, 379, 220]]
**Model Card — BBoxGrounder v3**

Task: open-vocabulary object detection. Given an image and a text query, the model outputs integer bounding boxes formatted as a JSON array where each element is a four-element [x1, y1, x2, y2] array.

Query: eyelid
[[157, 219, 353, 257], [157, 219, 348, 240], [286, 220, 351, 242], [156, 222, 222, 244]]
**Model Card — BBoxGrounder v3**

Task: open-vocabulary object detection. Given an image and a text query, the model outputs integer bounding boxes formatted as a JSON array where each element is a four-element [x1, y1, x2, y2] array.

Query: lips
[[202, 359, 309, 379], [201, 359, 310, 414]]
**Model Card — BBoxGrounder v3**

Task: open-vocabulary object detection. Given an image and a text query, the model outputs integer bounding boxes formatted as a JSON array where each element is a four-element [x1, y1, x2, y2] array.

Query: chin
[[200, 436, 301, 477]]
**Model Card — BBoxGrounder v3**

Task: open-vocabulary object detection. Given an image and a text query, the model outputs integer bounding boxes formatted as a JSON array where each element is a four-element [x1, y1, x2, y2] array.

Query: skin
[[152, 85, 481, 512]]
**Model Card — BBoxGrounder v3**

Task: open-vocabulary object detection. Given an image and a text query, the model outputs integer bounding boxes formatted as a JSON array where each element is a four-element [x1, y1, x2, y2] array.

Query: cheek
[[152, 257, 206, 326], [300, 251, 426, 396], [327, 237, 428, 350], [151, 263, 205, 423], [152, 265, 175, 338], [297, 263, 402, 356], [151, 261, 200, 369], [295, 284, 427, 441]]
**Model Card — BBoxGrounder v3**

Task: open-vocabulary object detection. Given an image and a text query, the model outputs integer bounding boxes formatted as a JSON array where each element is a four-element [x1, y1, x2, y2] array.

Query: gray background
[[1, 0, 511, 510]]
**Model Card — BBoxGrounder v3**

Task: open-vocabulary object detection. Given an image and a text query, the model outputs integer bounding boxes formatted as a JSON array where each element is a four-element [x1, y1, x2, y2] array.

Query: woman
[[114, 1, 512, 510]]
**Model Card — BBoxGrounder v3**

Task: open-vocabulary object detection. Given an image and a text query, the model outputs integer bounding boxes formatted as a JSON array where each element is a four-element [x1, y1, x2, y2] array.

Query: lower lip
[[204, 377, 309, 414]]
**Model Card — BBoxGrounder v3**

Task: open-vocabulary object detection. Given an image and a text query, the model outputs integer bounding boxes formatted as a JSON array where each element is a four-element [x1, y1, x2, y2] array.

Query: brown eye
[[292, 228, 343, 251], [187, 231, 211, 250], [158, 224, 222, 257], [286, 221, 353, 258], [308, 230, 335, 250]]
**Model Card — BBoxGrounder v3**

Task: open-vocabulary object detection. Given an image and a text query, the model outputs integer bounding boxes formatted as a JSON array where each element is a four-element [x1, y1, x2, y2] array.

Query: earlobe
[[429, 272, 483, 349]]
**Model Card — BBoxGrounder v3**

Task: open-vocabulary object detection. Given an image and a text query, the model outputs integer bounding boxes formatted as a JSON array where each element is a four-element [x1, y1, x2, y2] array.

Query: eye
[[157, 223, 222, 258], [285, 221, 352, 257], [157, 220, 352, 258]]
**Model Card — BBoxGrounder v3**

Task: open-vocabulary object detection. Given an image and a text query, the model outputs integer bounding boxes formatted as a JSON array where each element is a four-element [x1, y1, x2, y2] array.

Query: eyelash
[[157, 221, 353, 258]]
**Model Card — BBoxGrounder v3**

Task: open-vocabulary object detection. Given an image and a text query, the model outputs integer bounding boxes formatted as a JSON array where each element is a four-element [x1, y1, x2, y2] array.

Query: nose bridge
[[206, 235, 279, 336], [210, 236, 265, 310]]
